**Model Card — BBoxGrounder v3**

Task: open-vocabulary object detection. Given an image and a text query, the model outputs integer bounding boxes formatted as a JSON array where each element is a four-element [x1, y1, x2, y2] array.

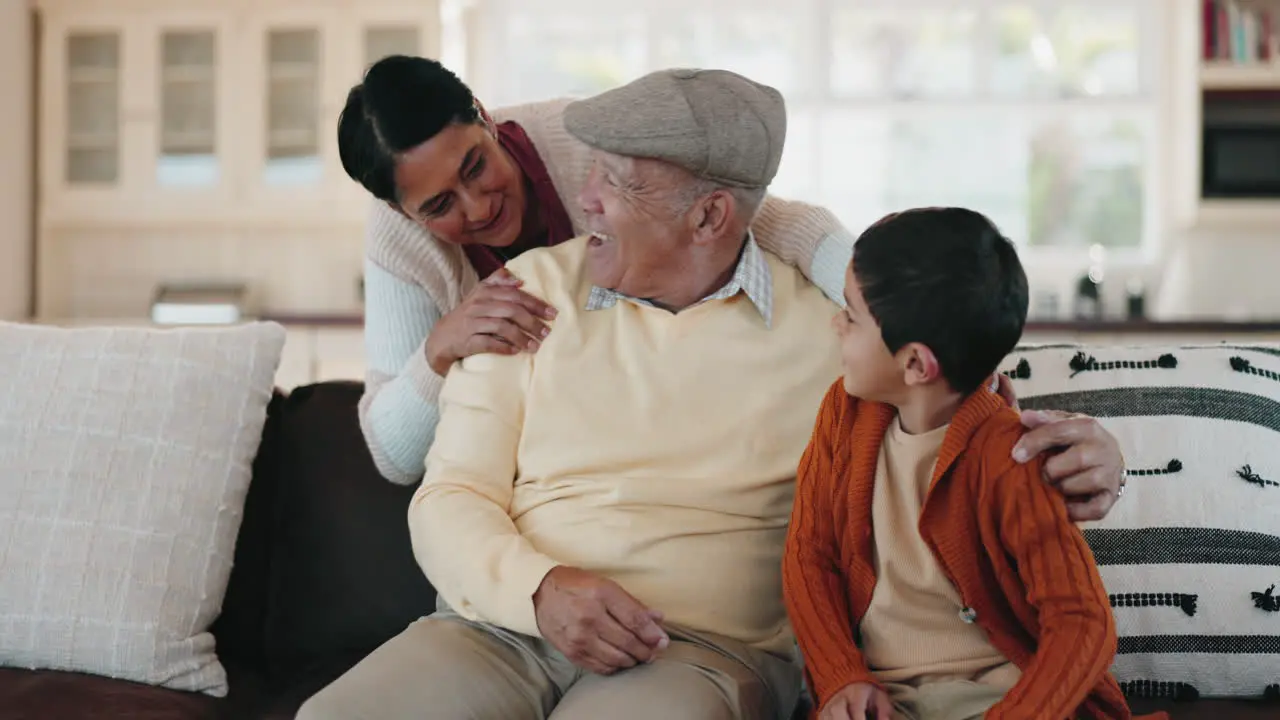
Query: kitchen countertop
[[258, 312, 1280, 334], [1021, 319, 1280, 333]]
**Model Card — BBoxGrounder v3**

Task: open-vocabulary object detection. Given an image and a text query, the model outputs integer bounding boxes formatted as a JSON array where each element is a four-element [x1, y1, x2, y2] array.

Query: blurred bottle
[[1126, 276, 1146, 319], [1073, 244, 1106, 320]]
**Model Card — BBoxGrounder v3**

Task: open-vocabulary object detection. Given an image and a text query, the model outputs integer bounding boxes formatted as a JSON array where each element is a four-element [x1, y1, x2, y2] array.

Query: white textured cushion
[[1000, 343, 1280, 701], [0, 321, 285, 696]]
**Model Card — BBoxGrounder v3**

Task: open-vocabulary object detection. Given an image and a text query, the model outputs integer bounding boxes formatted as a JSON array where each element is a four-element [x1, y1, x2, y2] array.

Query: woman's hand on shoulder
[[424, 269, 558, 375]]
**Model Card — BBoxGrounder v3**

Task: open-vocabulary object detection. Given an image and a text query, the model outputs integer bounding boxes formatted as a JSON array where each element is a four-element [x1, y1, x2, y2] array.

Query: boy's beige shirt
[[860, 417, 1020, 689]]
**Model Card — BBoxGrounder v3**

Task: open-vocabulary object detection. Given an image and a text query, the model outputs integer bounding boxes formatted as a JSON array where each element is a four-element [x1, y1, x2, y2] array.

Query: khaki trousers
[[297, 608, 800, 720], [883, 680, 1005, 720]]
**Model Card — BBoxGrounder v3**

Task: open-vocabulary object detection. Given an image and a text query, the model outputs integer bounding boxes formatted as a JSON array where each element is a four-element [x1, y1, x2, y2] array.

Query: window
[[474, 0, 1161, 254], [265, 29, 322, 185], [66, 32, 120, 184], [831, 5, 979, 98], [652, 12, 810, 97], [365, 26, 420, 69], [815, 109, 1147, 250], [159, 30, 217, 187], [989, 4, 1142, 98], [499, 8, 648, 101]]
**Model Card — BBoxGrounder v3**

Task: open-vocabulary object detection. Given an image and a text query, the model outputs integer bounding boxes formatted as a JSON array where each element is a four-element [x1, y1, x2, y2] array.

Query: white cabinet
[[277, 325, 367, 390], [34, 0, 440, 221], [31, 0, 440, 320], [311, 328, 367, 383], [276, 325, 319, 390], [1166, 0, 1280, 232]]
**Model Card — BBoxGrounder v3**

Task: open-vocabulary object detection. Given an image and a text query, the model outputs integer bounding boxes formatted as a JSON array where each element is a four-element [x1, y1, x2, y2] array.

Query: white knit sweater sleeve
[[359, 201, 475, 485], [750, 196, 854, 307]]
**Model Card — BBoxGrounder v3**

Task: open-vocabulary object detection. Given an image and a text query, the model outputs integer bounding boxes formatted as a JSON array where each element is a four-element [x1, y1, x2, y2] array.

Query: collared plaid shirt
[[584, 232, 774, 327]]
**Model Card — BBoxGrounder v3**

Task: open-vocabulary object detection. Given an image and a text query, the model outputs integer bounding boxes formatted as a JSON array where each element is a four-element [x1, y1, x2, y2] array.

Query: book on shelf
[[1204, 0, 1280, 64]]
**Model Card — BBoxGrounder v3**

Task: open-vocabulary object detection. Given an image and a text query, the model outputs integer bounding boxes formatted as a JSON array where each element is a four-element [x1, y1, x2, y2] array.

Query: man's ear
[[901, 342, 942, 386], [690, 190, 734, 246]]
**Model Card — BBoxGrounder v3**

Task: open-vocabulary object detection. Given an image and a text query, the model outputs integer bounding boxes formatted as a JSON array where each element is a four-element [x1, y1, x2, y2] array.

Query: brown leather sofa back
[[211, 381, 436, 688]]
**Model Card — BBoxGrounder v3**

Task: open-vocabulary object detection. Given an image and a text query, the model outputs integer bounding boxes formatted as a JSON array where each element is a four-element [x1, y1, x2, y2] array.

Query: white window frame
[[466, 0, 1169, 265]]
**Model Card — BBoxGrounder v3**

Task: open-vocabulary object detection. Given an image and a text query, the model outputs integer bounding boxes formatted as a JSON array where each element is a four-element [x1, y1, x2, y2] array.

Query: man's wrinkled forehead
[[593, 150, 633, 176], [593, 150, 675, 188]]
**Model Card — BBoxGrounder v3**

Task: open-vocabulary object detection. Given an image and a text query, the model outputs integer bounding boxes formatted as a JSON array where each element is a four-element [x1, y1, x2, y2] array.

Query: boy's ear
[[901, 342, 942, 386]]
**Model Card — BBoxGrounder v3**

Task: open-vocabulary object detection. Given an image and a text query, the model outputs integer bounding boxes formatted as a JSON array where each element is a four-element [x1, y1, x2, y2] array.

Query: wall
[[40, 222, 367, 318], [0, 0, 33, 320], [1155, 227, 1280, 319]]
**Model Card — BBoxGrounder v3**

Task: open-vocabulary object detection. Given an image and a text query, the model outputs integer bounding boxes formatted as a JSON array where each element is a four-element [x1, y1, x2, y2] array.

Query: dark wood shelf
[[1025, 319, 1280, 334], [260, 312, 1280, 335], [260, 312, 364, 327]]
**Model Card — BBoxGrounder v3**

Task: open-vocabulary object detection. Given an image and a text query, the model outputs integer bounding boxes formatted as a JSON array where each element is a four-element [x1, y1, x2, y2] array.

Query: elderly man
[[298, 69, 1125, 720]]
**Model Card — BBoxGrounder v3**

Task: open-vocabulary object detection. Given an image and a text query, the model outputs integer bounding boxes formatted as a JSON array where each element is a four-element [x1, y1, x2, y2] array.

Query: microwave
[[1202, 92, 1280, 199]]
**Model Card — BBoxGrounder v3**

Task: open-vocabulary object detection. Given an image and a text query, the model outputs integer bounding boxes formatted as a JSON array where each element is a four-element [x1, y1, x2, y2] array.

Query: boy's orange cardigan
[[783, 380, 1167, 720]]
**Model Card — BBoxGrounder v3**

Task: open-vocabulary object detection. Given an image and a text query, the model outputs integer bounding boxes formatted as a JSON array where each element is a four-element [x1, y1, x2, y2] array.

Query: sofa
[[0, 377, 1276, 719]]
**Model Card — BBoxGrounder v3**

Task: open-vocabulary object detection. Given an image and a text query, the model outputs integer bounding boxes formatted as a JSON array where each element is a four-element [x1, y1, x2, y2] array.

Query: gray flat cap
[[563, 68, 786, 189]]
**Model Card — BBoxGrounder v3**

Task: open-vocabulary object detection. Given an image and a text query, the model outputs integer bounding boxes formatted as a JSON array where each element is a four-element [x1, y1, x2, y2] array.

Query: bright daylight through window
[[472, 0, 1162, 255]]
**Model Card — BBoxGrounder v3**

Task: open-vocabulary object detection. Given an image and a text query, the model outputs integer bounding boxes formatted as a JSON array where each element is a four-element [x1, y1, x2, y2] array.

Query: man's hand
[[533, 566, 670, 675], [995, 373, 1020, 411], [820, 682, 893, 720], [1012, 409, 1125, 522]]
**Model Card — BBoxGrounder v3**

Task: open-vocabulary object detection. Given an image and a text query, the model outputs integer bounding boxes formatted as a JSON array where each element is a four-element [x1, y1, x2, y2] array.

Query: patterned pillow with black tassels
[[998, 343, 1280, 702]]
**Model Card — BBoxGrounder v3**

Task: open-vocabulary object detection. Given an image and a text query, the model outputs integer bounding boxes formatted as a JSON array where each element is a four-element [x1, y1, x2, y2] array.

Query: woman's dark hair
[[852, 207, 1029, 394], [337, 55, 482, 203]]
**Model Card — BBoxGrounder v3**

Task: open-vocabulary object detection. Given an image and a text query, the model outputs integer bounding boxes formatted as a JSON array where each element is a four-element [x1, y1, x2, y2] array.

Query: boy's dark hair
[[852, 207, 1029, 394], [337, 55, 482, 203]]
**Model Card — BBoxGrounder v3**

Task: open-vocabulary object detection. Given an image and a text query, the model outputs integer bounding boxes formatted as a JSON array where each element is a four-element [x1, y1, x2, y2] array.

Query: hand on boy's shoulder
[[994, 372, 1020, 410], [980, 407, 1041, 469], [971, 408, 1052, 494]]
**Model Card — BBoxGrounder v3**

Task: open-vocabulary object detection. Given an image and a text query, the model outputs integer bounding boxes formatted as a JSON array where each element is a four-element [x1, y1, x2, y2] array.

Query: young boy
[[783, 208, 1164, 720]]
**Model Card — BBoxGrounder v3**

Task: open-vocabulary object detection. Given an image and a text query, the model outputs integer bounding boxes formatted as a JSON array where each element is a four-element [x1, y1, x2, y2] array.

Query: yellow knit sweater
[[409, 235, 841, 656]]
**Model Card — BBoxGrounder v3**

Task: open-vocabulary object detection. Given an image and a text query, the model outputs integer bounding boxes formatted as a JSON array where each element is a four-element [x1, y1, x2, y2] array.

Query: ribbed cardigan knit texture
[[783, 381, 1167, 720], [357, 97, 855, 484]]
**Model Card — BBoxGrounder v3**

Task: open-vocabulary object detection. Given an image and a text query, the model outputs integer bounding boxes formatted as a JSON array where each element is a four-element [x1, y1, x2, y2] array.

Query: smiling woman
[[392, 123, 527, 248], [337, 55, 856, 485]]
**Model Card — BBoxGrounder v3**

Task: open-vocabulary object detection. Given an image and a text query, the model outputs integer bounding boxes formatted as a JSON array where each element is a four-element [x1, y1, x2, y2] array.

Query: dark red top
[[463, 121, 576, 279]]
